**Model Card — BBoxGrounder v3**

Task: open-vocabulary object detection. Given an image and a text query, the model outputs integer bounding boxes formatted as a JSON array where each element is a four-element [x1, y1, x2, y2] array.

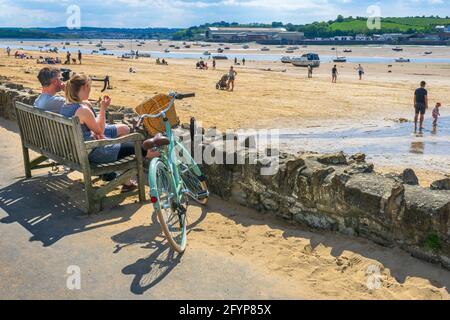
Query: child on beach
[[432, 102, 441, 127]]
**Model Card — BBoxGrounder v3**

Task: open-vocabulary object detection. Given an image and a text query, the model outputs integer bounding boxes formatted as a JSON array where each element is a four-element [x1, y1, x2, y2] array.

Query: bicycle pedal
[[197, 191, 209, 199]]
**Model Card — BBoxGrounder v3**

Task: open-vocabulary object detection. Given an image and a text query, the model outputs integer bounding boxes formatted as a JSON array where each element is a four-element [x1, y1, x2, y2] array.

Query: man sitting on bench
[[34, 67, 66, 114]]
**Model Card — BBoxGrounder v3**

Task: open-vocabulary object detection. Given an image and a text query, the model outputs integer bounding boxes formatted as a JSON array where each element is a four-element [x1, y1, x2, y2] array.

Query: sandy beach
[[1, 41, 449, 183]]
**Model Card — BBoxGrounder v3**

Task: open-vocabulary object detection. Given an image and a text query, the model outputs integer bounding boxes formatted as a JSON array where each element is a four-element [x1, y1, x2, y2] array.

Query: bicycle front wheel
[[149, 159, 187, 253]]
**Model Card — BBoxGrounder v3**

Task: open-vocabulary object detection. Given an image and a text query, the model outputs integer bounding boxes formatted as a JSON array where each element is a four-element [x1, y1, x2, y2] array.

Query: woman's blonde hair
[[65, 73, 91, 104]]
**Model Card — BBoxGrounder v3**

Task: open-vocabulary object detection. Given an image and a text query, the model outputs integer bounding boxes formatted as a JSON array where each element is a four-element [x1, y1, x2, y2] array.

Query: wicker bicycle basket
[[135, 93, 180, 136]]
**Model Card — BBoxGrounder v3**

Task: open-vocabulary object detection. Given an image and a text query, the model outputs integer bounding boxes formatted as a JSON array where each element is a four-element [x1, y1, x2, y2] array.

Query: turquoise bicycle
[[137, 92, 209, 253]]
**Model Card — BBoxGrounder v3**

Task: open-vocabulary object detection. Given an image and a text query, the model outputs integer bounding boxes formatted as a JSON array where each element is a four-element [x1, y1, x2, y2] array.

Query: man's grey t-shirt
[[34, 93, 65, 114]]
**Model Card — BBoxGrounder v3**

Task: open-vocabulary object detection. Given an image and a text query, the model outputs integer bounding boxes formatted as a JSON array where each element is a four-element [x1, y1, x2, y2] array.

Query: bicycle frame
[[148, 99, 185, 210]]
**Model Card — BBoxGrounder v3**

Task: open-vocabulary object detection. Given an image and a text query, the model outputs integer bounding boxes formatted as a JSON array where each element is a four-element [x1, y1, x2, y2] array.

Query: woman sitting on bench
[[60, 73, 159, 191]]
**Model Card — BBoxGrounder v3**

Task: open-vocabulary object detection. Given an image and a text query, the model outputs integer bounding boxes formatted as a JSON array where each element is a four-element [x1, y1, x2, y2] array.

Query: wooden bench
[[14, 101, 146, 214]]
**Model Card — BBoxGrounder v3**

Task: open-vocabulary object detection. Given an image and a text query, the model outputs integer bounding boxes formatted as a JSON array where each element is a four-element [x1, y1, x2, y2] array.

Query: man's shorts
[[415, 103, 426, 115], [104, 124, 118, 138]]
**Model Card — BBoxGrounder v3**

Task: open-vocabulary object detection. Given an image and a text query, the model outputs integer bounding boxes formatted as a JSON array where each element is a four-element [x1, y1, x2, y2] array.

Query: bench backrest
[[14, 101, 86, 171]]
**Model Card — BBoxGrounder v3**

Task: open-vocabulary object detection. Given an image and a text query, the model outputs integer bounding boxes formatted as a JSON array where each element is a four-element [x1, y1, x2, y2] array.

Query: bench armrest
[[85, 133, 144, 150]]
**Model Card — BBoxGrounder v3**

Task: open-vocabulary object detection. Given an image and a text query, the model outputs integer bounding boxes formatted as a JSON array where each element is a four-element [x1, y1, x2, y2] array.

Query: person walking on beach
[[355, 64, 364, 80], [65, 51, 71, 64], [307, 64, 313, 78], [227, 66, 237, 92], [6, 47, 10, 57], [414, 81, 428, 132], [332, 65, 338, 83], [432, 102, 441, 127], [234, 57, 238, 65], [78, 50, 82, 64], [242, 58, 246, 66], [212, 59, 216, 69]]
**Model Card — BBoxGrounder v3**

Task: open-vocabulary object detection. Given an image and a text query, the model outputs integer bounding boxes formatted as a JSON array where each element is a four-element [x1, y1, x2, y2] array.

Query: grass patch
[[424, 233, 443, 252]]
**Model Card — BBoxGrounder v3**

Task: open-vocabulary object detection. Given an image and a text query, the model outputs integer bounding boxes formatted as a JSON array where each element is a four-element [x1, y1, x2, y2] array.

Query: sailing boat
[[333, 48, 347, 63]]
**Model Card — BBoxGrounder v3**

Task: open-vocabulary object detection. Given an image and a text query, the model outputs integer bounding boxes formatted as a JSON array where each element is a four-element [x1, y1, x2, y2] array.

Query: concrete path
[[1, 118, 449, 300]]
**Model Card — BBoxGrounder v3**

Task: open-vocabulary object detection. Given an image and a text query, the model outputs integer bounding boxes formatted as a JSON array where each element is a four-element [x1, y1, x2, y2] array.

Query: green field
[[329, 17, 450, 34]]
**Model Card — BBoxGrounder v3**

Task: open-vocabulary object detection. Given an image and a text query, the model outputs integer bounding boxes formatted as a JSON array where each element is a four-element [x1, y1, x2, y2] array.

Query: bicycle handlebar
[[172, 92, 195, 100]]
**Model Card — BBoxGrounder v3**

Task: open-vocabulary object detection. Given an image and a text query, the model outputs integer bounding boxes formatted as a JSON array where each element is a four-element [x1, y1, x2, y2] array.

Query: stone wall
[[200, 149, 450, 269], [1, 81, 450, 269], [0, 81, 38, 121]]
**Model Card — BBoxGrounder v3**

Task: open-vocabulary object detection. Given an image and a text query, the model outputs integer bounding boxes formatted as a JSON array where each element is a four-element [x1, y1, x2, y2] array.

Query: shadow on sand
[[0, 173, 142, 247], [113, 204, 208, 295]]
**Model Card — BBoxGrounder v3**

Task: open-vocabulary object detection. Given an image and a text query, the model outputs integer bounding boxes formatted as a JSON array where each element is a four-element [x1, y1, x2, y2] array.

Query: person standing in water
[[432, 102, 441, 127], [332, 65, 338, 83], [414, 81, 428, 133], [355, 64, 364, 80]]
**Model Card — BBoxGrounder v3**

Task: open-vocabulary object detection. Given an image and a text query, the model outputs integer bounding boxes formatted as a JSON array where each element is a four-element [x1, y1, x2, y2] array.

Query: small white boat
[[281, 56, 293, 63], [287, 46, 299, 50], [212, 55, 228, 60], [424, 51, 432, 55], [343, 49, 352, 53], [164, 49, 170, 53], [277, 45, 286, 48], [224, 47, 230, 50], [217, 48, 224, 53], [285, 50, 294, 54], [242, 44, 250, 49], [117, 43, 124, 48], [395, 58, 410, 63], [203, 51, 211, 55], [65, 42, 70, 45], [99, 47, 107, 51], [333, 56, 347, 63], [261, 47, 270, 51], [392, 47, 403, 52], [174, 46, 180, 49]]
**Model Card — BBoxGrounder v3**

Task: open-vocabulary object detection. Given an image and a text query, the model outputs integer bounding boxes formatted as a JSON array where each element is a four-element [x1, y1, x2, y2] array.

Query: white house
[[355, 34, 371, 41], [332, 36, 354, 41]]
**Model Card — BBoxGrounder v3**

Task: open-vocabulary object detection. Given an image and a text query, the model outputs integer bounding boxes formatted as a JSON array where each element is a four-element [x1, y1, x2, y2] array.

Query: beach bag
[[135, 93, 180, 136]]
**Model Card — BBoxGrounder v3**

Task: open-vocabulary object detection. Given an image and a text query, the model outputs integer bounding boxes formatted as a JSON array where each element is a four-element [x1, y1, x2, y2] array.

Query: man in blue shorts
[[414, 81, 428, 132]]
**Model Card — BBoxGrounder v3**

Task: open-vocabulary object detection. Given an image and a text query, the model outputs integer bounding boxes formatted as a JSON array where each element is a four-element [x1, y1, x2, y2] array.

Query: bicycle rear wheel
[[149, 159, 187, 253]]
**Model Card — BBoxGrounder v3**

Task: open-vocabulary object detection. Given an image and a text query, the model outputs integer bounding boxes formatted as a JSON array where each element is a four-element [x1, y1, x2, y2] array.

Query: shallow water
[[275, 116, 450, 173], [2, 42, 450, 64]]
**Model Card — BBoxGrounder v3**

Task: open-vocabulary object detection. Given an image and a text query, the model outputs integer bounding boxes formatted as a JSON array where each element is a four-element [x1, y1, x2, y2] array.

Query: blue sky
[[0, 0, 449, 28]]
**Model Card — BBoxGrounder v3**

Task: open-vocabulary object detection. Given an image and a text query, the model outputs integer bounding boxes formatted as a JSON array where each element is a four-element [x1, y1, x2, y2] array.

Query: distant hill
[[0, 27, 181, 39], [175, 16, 450, 39], [2, 17, 449, 40]]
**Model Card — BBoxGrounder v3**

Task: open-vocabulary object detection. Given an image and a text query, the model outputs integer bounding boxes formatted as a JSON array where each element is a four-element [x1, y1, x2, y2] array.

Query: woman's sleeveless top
[[60, 103, 121, 164]]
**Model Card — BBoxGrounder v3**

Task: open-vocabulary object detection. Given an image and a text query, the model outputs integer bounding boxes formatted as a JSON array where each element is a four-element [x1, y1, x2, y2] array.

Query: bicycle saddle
[[142, 133, 170, 150]]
